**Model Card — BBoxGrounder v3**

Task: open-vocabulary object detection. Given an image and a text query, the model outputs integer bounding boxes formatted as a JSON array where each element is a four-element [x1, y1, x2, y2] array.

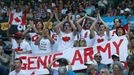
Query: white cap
[[124, 8, 130, 12], [47, 9, 52, 13], [112, 54, 119, 58], [120, 10, 124, 14], [84, 60, 98, 66]]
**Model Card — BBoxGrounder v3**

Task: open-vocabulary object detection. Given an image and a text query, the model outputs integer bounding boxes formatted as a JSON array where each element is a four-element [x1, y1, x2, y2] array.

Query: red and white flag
[[8, 11, 26, 26]]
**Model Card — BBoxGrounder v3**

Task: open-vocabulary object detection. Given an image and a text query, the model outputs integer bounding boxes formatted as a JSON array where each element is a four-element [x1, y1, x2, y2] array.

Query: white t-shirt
[[29, 33, 40, 54], [110, 29, 118, 38], [38, 38, 52, 53], [9, 70, 26, 75], [50, 31, 58, 51], [80, 29, 93, 47], [93, 32, 108, 46], [58, 31, 75, 51], [11, 39, 31, 53]]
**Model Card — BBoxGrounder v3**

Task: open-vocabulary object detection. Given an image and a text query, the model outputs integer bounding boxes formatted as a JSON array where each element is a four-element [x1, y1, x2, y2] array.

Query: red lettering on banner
[[53, 53, 63, 67], [84, 47, 94, 62], [19, 56, 27, 70], [113, 39, 123, 55], [97, 43, 111, 58], [28, 56, 38, 70], [48, 55, 52, 65], [37, 56, 48, 69], [71, 50, 83, 65]]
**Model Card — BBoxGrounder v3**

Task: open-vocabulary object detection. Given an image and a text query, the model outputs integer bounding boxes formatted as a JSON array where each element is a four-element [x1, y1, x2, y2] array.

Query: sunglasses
[[95, 55, 101, 58]]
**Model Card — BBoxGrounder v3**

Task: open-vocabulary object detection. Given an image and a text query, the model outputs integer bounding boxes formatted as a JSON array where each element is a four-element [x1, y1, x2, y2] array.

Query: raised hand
[[67, 13, 72, 21]]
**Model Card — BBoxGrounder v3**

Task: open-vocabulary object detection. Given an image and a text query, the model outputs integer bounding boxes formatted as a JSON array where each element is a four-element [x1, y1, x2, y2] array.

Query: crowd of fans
[[0, 0, 134, 75]]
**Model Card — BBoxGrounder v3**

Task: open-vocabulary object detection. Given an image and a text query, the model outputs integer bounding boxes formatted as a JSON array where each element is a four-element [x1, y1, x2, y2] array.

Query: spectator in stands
[[76, 14, 96, 47], [109, 54, 120, 72], [8, 5, 27, 33], [35, 29, 54, 53], [9, 58, 26, 75], [0, 46, 10, 75], [124, 55, 134, 75], [0, 2, 7, 21], [94, 53, 107, 72], [54, 13, 77, 51], [97, 0, 108, 15], [111, 54, 120, 62], [112, 61, 124, 75], [84, 60, 99, 75], [11, 31, 32, 54], [115, 26, 126, 36], [100, 68, 110, 75], [23, 19, 44, 53], [110, 18, 122, 38], [47, 58, 75, 75], [128, 37, 134, 55], [90, 12, 110, 45]]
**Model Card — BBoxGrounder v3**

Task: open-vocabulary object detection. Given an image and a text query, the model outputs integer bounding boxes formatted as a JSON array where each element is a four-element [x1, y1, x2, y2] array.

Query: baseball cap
[[57, 58, 69, 66], [84, 60, 97, 66], [112, 54, 119, 59]]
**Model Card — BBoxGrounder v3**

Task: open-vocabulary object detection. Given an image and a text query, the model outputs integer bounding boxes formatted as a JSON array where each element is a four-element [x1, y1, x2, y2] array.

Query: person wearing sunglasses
[[94, 53, 107, 72]]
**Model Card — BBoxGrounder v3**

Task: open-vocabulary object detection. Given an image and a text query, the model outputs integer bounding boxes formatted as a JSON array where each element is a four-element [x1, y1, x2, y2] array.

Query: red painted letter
[[84, 47, 94, 63], [97, 43, 111, 58], [19, 56, 27, 70], [37, 56, 48, 69], [53, 53, 63, 67], [71, 50, 83, 65], [28, 56, 37, 70], [113, 39, 123, 55]]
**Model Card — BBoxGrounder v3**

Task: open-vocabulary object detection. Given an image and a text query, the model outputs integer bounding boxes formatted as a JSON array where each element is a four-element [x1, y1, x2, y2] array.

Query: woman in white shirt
[[35, 29, 54, 53]]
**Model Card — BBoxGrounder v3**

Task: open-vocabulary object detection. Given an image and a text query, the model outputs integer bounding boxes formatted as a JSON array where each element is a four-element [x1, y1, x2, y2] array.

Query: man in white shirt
[[9, 58, 26, 75], [11, 32, 32, 55]]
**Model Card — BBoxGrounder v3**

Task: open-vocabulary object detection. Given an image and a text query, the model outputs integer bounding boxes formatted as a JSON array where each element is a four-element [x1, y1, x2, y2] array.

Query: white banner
[[16, 36, 128, 75]]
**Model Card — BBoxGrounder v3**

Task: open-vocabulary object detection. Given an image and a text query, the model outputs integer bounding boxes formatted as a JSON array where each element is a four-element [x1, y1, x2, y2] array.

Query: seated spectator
[[0, 46, 10, 75], [100, 68, 110, 75], [47, 58, 75, 75], [111, 54, 120, 62], [109, 54, 120, 73], [94, 53, 107, 72], [110, 54, 127, 72], [124, 55, 134, 75], [9, 58, 26, 75], [111, 61, 124, 75], [84, 60, 99, 75]]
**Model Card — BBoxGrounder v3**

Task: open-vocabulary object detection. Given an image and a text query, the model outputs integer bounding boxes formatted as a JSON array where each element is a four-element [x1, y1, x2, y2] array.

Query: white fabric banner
[[16, 36, 128, 75]]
